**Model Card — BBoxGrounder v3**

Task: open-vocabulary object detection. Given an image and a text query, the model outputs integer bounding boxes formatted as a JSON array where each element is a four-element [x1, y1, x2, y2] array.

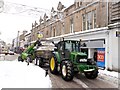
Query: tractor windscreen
[[65, 41, 80, 52]]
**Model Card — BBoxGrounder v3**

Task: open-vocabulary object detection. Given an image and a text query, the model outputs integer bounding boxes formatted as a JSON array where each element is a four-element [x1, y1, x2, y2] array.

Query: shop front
[[48, 24, 119, 71], [80, 39, 106, 69]]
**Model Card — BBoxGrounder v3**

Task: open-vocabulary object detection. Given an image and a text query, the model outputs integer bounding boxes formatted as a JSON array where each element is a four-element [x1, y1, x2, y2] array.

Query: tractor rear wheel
[[84, 69, 98, 79], [49, 55, 58, 74], [61, 60, 74, 81]]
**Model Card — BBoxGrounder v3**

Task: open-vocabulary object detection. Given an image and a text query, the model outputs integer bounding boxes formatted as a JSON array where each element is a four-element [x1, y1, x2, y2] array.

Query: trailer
[[34, 39, 55, 67]]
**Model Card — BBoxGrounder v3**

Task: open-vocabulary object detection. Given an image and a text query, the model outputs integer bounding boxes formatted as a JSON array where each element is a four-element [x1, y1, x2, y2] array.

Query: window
[[70, 18, 74, 33], [86, 11, 92, 30], [65, 42, 72, 52], [65, 41, 80, 52], [82, 10, 97, 31], [46, 30, 48, 35], [77, 2, 79, 8], [82, 14, 86, 31], [93, 10, 97, 28], [80, 1, 82, 6], [50, 25, 52, 37], [53, 28, 56, 37], [61, 22, 64, 35]]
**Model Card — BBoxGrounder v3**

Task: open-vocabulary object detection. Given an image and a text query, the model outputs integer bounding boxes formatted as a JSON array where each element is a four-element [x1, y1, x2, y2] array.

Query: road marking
[[74, 78, 89, 88]]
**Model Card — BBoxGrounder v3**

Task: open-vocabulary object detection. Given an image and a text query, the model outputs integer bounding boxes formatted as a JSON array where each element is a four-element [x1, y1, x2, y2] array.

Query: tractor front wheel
[[18, 56, 23, 62], [84, 69, 98, 79], [61, 60, 74, 81], [49, 55, 58, 74]]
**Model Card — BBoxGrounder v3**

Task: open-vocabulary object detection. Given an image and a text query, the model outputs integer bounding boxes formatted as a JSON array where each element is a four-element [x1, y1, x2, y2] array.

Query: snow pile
[[0, 60, 52, 89], [98, 69, 119, 87], [99, 69, 118, 78]]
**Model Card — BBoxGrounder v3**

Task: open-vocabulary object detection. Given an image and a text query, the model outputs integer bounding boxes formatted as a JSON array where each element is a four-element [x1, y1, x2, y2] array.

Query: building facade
[[23, 0, 120, 71]]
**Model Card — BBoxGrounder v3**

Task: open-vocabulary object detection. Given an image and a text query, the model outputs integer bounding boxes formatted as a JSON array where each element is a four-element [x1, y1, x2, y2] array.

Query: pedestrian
[[93, 50, 97, 62]]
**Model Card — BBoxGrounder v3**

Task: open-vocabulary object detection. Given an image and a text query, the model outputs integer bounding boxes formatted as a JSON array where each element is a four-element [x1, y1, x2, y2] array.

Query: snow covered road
[[0, 60, 52, 89]]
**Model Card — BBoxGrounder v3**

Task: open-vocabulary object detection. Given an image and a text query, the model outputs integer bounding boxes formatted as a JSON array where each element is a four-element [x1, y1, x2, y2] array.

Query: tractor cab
[[56, 40, 87, 62], [57, 40, 80, 52]]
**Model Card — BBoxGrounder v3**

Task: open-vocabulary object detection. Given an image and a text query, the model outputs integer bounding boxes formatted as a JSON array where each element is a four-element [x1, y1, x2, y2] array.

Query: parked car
[[8, 51, 14, 55]]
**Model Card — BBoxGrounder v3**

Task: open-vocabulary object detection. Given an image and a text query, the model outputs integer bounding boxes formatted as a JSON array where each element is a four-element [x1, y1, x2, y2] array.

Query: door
[[58, 41, 65, 60]]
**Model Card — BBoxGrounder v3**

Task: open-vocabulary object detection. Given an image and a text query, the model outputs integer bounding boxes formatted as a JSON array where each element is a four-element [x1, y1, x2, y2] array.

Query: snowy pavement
[[98, 69, 119, 88], [0, 60, 52, 89]]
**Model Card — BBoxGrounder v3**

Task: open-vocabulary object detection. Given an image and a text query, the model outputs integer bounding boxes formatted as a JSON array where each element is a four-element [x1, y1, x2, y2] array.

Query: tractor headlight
[[79, 59, 87, 62]]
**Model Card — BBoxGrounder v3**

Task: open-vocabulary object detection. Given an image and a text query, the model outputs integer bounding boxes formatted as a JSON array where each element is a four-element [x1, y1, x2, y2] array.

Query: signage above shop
[[116, 31, 120, 37]]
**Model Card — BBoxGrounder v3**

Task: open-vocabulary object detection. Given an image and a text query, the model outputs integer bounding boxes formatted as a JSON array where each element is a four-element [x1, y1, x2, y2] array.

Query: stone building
[[24, 32, 31, 47], [30, 0, 112, 41], [29, 0, 120, 71], [19, 30, 27, 48]]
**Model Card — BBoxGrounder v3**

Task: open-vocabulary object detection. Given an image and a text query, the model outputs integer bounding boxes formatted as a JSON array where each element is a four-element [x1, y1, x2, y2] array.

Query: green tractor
[[18, 40, 41, 63], [18, 43, 36, 63], [49, 39, 98, 81]]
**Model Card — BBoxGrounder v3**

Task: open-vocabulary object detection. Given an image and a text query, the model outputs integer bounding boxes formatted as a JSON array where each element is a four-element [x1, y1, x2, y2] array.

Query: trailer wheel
[[61, 60, 74, 81], [34, 58, 37, 65], [84, 69, 98, 79], [38, 58, 43, 67], [49, 55, 58, 74]]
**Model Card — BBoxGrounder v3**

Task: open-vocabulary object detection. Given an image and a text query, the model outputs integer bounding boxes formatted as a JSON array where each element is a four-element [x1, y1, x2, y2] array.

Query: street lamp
[[16, 31, 20, 53]]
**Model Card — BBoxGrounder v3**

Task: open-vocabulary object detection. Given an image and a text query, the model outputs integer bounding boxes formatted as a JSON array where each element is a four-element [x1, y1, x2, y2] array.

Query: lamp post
[[16, 31, 20, 53]]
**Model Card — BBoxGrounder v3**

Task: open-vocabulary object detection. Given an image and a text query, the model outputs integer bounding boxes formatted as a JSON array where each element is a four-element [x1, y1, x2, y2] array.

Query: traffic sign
[[37, 32, 43, 38]]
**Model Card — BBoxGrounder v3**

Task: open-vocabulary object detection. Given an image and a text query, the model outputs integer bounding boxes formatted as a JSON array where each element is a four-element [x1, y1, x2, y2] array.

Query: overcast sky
[[0, 0, 74, 44]]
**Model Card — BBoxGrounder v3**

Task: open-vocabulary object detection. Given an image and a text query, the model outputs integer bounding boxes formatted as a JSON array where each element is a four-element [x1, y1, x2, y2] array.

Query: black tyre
[[61, 60, 74, 81], [27, 56, 32, 63], [18, 56, 23, 62], [34, 58, 37, 65], [29, 56, 33, 63], [49, 54, 58, 74], [84, 69, 98, 79], [38, 58, 44, 67]]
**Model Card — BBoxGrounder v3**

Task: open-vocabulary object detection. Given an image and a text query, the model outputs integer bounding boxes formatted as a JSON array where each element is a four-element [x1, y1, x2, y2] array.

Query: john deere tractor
[[49, 39, 98, 81]]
